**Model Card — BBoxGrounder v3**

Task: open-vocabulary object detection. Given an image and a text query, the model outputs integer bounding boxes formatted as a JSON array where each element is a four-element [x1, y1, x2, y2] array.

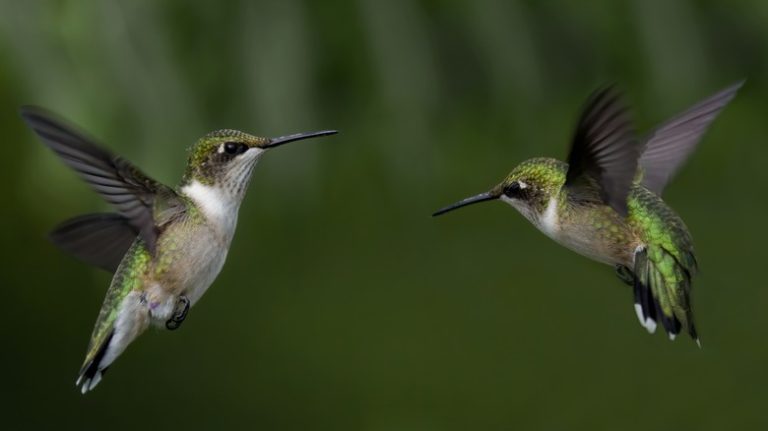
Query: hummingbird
[[21, 107, 337, 393], [433, 82, 743, 343]]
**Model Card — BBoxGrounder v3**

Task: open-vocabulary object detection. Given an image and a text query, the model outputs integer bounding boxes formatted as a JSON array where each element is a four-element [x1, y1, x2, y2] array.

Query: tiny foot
[[615, 265, 635, 286], [165, 295, 190, 330]]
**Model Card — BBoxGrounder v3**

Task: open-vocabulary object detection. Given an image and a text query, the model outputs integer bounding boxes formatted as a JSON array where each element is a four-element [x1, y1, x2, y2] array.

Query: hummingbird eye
[[223, 142, 248, 155], [503, 182, 522, 198]]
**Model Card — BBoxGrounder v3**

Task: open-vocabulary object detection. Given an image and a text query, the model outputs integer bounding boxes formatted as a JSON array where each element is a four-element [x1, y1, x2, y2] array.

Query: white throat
[[500, 195, 560, 238], [180, 148, 263, 236], [181, 180, 242, 238], [540, 196, 559, 236]]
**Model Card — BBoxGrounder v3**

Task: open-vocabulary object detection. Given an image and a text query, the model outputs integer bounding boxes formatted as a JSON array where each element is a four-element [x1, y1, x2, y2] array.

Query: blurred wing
[[639, 81, 744, 195], [21, 106, 185, 253], [49, 213, 137, 273], [565, 87, 642, 216]]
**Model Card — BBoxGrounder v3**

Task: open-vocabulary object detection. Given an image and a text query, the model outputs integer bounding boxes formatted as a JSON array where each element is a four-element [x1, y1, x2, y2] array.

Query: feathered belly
[[145, 224, 233, 325], [183, 242, 229, 305], [163, 231, 231, 306], [533, 200, 635, 267], [548, 228, 628, 266]]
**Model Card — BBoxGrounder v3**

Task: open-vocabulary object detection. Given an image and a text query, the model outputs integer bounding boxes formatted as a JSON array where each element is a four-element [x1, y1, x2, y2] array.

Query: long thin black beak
[[262, 130, 338, 149], [432, 191, 499, 217]]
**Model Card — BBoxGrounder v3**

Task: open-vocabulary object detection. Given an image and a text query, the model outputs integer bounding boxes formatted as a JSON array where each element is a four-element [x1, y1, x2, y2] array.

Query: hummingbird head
[[182, 129, 337, 196], [180, 128, 336, 232], [433, 158, 566, 225]]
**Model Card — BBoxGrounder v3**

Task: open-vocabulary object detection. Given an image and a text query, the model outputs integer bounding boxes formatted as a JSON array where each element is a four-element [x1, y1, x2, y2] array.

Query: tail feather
[[632, 249, 658, 333], [76, 330, 114, 394], [76, 290, 150, 393], [630, 245, 698, 343]]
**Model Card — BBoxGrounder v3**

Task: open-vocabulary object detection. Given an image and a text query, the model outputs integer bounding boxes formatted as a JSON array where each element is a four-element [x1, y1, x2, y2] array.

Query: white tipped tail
[[634, 303, 657, 334]]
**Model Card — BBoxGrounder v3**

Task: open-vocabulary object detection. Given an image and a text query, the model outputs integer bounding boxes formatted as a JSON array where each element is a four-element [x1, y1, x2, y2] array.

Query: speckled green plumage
[[628, 187, 697, 333], [499, 157, 697, 336], [79, 130, 245, 370], [79, 199, 206, 373], [21, 105, 338, 392], [498, 158, 566, 209], [501, 159, 694, 261], [434, 83, 742, 342], [79, 239, 150, 372]]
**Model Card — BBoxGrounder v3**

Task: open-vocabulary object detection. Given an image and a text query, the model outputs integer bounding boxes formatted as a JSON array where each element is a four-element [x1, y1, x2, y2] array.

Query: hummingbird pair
[[22, 81, 740, 394]]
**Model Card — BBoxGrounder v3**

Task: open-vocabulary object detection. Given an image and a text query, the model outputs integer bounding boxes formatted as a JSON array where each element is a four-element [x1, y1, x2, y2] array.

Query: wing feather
[[49, 213, 137, 273], [21, 106, 186, 254], [639, 81, 744, 195], [565, 87, 643, 215]]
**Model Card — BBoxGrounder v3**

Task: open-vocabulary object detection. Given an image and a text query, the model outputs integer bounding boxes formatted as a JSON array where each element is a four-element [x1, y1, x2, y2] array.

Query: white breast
[[179, 180, 243, 304]]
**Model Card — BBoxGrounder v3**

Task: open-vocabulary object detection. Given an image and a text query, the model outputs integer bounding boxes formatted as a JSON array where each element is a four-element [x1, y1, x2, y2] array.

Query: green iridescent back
[[79, 239, 150, 371], [502, 157, 694, 256], [627, 186, 695, 266], [502, 157, 698, 338], [79, 201, 205, 372]]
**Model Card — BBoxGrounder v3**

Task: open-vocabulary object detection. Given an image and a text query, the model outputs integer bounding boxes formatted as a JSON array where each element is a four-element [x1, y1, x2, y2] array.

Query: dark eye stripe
[[504, 182, 521, 198], [223, 142, 248, 155]]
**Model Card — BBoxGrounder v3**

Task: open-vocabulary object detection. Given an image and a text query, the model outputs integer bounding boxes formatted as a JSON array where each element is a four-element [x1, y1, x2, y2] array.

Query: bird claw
[[165, 295, 190, 330], [615, 265, 635, 286]]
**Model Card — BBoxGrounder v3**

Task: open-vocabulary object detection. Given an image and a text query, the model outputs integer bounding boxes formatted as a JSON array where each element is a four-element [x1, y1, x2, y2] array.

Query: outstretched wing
[[565, 87, 643, 216], [21, 106, 185, 255], [639, 81, 744, 195], [49, 213, 138, 273]]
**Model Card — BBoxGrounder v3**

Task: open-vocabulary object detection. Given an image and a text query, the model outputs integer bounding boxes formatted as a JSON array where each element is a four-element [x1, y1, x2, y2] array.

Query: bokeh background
[[1, 0, 767, 429]]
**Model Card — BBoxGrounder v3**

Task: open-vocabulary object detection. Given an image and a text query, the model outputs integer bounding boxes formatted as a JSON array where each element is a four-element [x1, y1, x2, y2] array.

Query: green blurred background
[[1, 0, 767, 429]]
